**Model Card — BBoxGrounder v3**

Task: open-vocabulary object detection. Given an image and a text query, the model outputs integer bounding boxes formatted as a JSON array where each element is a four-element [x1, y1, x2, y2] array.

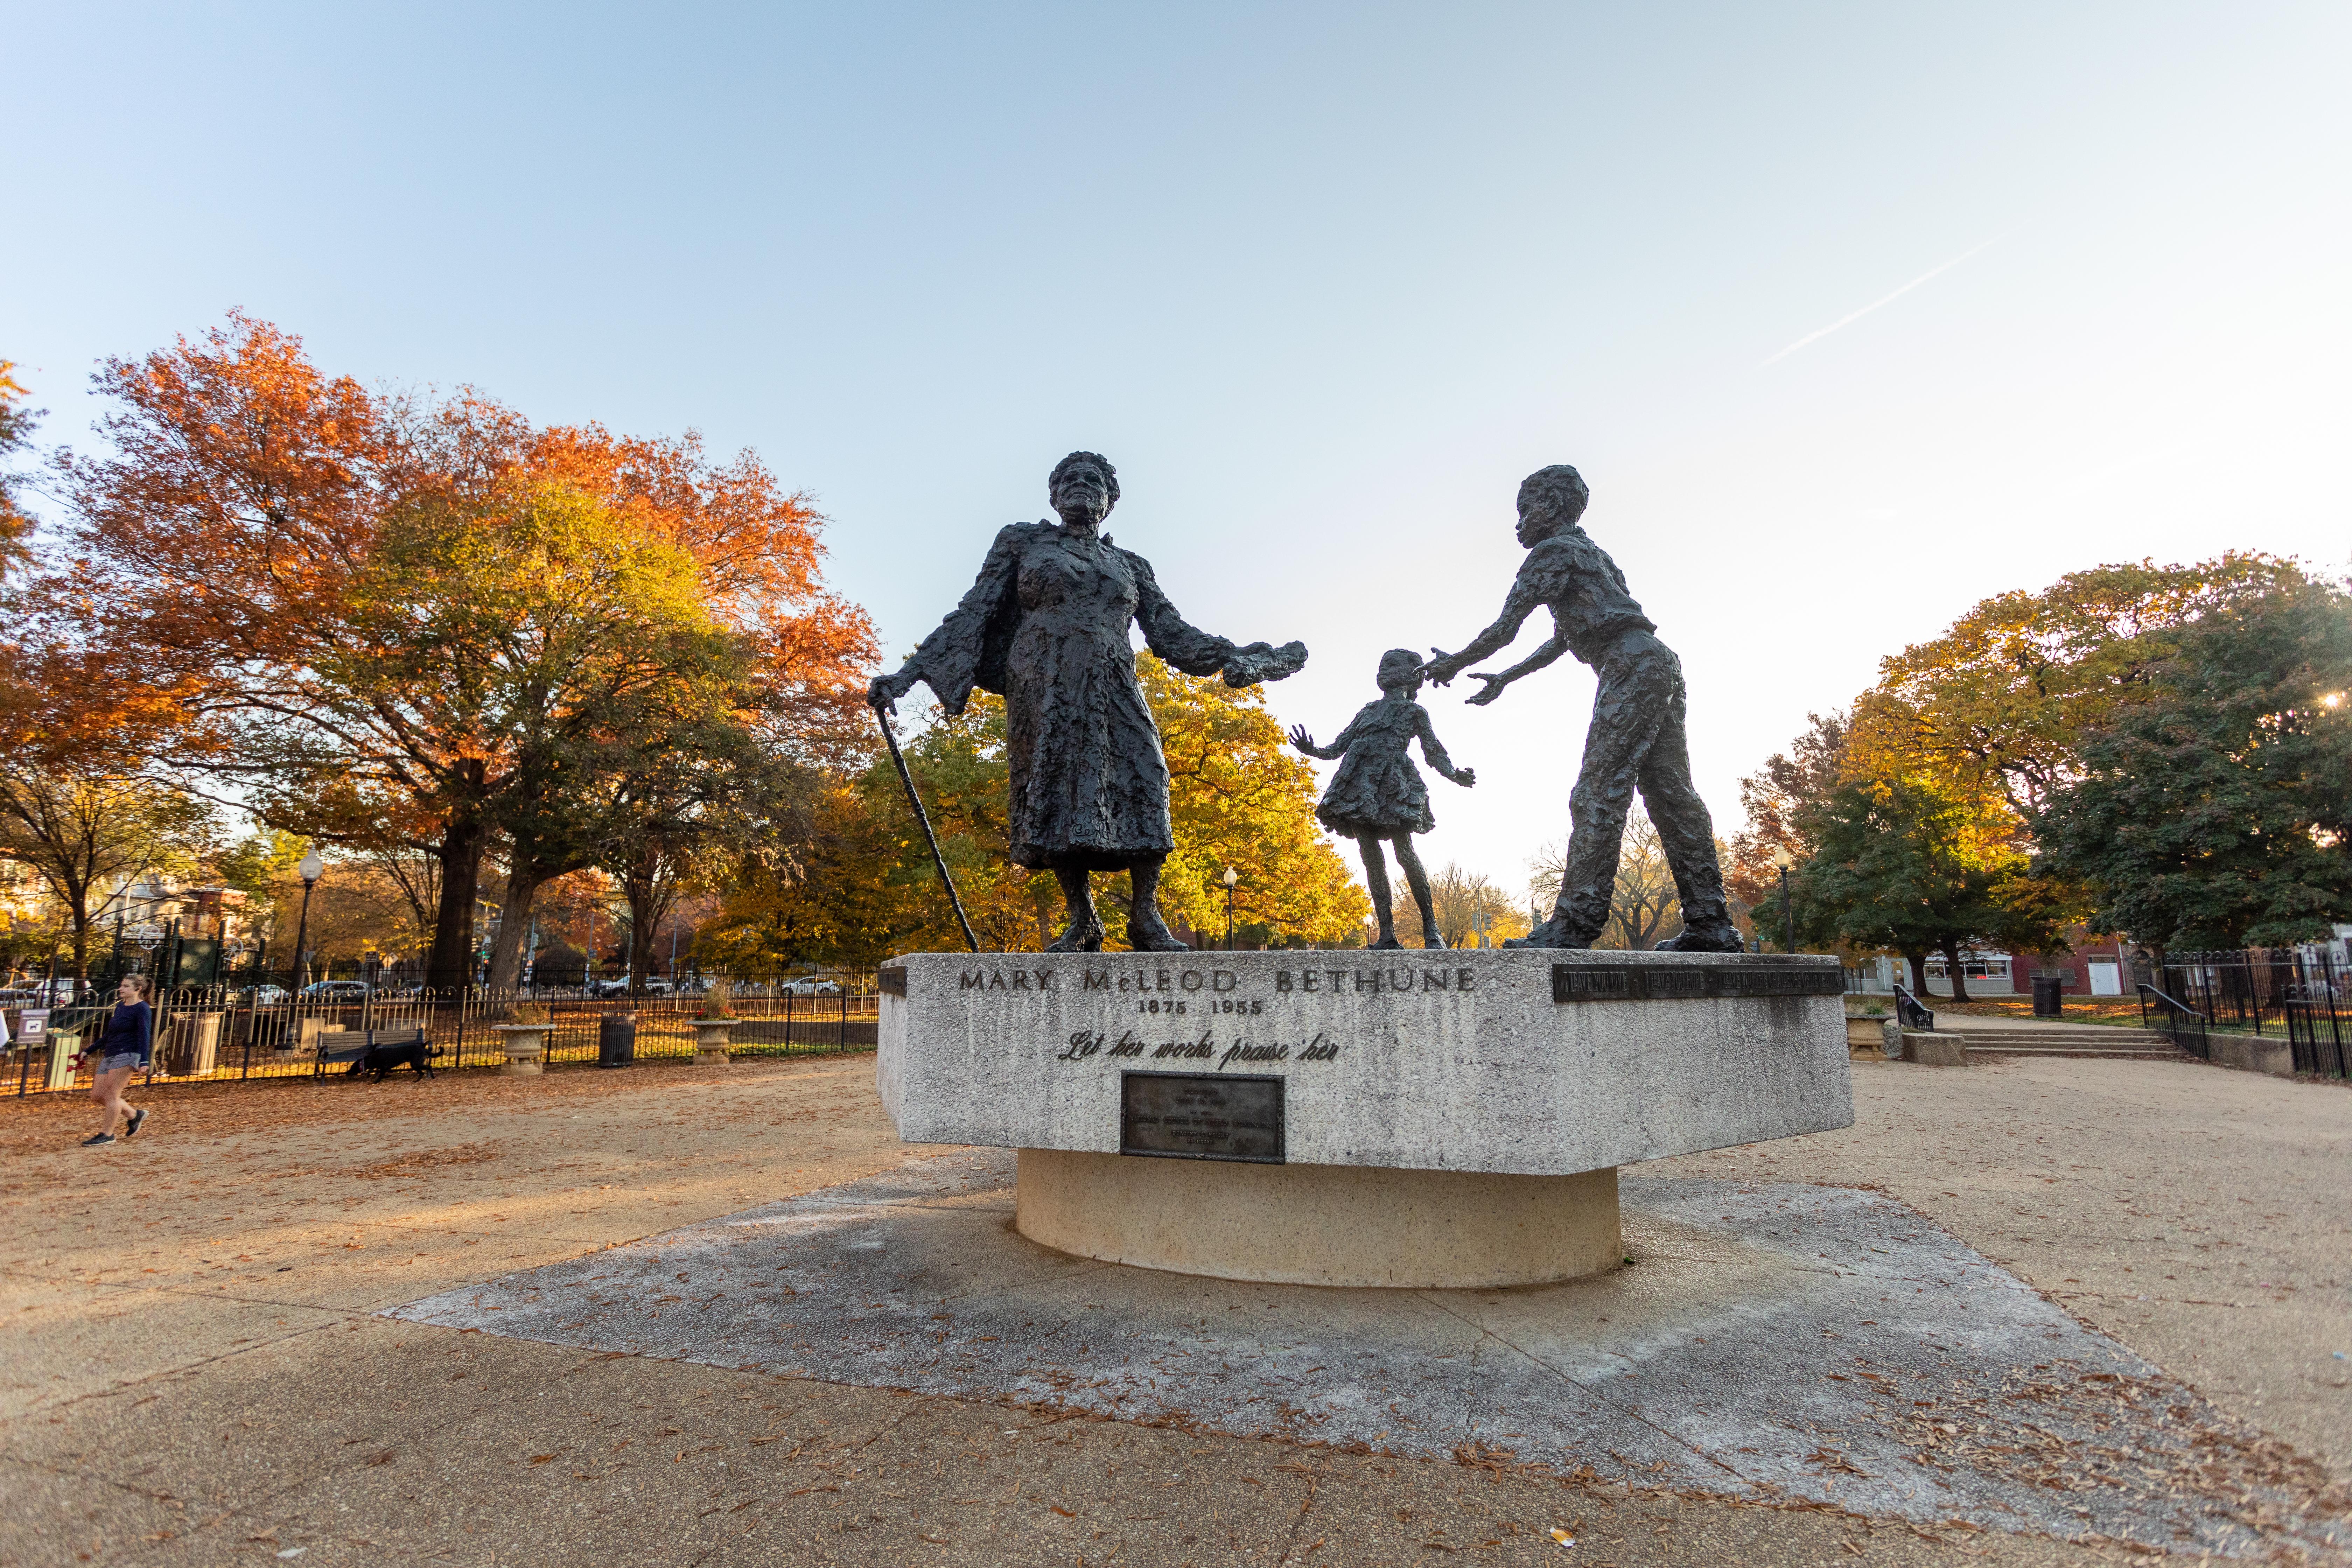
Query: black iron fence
[[2135, 982, 2211, 1060], [3, 973, 880, 1098], [2136, 949, 2345, 1077]]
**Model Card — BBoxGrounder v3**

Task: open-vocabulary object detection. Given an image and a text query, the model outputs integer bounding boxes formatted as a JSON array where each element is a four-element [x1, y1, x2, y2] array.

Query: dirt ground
[[2, 1052, 2346, 1566]]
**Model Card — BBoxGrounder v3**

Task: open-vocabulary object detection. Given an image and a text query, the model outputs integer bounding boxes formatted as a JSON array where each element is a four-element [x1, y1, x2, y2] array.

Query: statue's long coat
[[904, 522, 1298, 870]]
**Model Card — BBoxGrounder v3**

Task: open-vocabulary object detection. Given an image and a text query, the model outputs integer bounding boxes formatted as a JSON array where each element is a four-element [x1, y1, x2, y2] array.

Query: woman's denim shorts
[[98, 1052, 144, 1075]]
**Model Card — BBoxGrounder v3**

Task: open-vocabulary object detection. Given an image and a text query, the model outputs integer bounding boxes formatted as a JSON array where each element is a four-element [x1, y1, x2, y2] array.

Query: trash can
[[2031, 973, 2064, 1018], [597, 1011, 637, 1069]]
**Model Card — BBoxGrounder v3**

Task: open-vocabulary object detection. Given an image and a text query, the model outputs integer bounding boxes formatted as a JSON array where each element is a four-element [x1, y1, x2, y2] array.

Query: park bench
[[315, 1026, 438, 1080]]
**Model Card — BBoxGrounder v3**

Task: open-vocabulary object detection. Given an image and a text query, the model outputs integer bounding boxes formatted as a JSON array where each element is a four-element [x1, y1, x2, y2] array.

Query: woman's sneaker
[[80, 1133, 116, 1147], [125, 1108, 148, 1139]]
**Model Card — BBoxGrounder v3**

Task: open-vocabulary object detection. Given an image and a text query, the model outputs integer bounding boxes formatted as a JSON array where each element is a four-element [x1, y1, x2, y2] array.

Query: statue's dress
[[902, 522, 1303, 870], [1312, 699, 1453, 837]]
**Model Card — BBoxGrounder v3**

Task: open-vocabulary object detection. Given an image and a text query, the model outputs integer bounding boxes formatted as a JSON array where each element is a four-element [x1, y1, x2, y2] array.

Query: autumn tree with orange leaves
[[53, 314, 876, 988]]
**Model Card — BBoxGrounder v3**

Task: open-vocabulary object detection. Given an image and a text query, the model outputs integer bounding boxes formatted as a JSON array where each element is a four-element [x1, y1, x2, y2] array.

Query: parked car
[[1, 980, 79, 1006], [299, 980, 372, 1001], [237, 984, 292, 1007], [782, 977, 842, 997], [589, 977, 676, 998]]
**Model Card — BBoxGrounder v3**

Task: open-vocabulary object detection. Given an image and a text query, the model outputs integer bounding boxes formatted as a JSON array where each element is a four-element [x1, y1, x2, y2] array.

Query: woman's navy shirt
[[95, 1001, 152, 1064]]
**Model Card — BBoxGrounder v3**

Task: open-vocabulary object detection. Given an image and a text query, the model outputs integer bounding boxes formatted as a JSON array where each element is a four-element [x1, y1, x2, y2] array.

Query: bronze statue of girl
[[1289, 648, 1475, 950]]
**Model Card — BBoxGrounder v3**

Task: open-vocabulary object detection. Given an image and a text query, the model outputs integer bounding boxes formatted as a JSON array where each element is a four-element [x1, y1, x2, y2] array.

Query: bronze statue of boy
[[1422, 465, 1742, 952]]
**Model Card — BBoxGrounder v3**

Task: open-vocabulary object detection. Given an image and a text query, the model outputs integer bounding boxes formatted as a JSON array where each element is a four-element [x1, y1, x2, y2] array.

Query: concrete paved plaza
[[4, 1052, 2346, 1565]]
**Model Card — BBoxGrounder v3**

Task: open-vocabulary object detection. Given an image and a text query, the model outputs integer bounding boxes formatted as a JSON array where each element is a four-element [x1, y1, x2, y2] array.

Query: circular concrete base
[[1015, 1149, 1622, 1289]]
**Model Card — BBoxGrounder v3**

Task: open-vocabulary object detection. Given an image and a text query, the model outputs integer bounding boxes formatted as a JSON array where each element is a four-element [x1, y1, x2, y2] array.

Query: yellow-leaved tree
[[1136, 654, 1370, 948], [698, 653, 1368, 964]]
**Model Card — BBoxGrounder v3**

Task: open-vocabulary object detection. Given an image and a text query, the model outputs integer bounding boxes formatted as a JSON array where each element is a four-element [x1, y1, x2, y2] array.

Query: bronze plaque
[[1552, 961, 1844, 1003], [1120, 1072, 1284, 1163]]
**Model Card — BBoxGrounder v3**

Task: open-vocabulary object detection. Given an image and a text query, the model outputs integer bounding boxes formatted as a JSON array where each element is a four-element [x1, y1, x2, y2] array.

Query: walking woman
[[83, 974, 153, 1148]]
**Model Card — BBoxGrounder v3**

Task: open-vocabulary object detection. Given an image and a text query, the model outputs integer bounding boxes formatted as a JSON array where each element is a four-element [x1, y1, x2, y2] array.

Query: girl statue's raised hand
[[1289, 648, 1475, 950]]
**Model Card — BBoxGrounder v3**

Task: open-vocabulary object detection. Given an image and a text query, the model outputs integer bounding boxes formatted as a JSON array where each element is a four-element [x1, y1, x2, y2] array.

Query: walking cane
[[874, 702, 981, 953]]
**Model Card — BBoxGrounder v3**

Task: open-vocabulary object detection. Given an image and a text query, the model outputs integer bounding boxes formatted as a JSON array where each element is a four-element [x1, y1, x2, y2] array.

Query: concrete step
[[1966, 1042, 2196, 1060], [1939, 1025, 2173, 1045]]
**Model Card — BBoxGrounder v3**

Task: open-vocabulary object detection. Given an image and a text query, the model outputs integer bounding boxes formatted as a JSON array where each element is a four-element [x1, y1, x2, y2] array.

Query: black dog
[[349, 1041, 440, 1081]]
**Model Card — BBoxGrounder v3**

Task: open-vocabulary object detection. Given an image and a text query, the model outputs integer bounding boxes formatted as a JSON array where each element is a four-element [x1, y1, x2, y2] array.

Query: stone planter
[[692, 1018, 736, 1066], [491, 1023, 550, 1076], [1845, 1015, 1891, 1055]]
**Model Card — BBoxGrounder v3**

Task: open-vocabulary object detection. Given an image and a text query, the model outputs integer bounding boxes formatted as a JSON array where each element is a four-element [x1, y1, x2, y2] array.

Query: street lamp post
[[1221, 867, 1238, 952], [1778, 864, 1794, 955], [291, 850, 324, 993]]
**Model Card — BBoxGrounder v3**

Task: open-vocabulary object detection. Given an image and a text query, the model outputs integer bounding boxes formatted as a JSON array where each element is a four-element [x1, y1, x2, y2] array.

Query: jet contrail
[[1759, 238, 1999, 368]]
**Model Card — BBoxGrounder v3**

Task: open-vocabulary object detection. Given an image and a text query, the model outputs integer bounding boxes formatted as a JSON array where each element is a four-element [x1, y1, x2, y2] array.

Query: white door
[[2088, 961, 2122, 997]]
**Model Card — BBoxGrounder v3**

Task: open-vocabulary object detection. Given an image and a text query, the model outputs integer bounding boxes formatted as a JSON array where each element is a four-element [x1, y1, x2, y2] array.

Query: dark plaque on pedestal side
[[1551, 961, 1845, 1003], [1120, 1072, 1285, 1163]]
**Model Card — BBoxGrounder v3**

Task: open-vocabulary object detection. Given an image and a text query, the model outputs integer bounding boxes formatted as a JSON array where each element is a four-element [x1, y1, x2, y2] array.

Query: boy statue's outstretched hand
[[1286, 723, 1318, 755], [1463, 673, 1511, 706]]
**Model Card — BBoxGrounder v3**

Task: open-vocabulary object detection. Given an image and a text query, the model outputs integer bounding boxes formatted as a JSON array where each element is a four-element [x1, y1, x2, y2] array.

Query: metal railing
[[2136, 982, 2211, 1060], [2138, 949, 2344, 1077], [1891, 982, 1935, 1032], [4, 972, 882, 1098]]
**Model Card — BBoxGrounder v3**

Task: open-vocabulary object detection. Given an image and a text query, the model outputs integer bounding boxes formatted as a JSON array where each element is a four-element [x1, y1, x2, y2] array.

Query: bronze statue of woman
[[867, 452, 1307, 952]]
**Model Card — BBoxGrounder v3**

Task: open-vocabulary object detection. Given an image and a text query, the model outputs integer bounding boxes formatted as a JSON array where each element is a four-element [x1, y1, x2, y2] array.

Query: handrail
[[2137, 982, 2210, 1059], [1891, 983, 1935, 1032]]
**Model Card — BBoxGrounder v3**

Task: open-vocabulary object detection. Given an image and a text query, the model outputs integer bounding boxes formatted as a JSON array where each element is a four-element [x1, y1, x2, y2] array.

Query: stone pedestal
[[880, 951, 1853, 1287], [491, 1023, 547, 1076], [693, 1020, 735, 1066], [1017, 1148, 1621, 1287]]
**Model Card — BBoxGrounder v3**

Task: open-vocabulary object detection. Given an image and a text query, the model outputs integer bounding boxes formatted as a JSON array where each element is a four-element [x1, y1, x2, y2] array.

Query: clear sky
[[8, 3, 2347, 908]]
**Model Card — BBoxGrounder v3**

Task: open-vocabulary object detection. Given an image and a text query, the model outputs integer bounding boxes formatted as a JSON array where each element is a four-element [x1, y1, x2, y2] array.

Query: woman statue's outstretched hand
[[1453, 766, 1477, 788], [1287, 723, 1318, 755]]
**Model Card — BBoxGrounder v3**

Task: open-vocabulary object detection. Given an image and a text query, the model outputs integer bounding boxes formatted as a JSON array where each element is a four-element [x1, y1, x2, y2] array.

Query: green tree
[[1791, 774, 2061, 999], [2036, 582, 2352, 951], [1855, 554, 2316, 817]]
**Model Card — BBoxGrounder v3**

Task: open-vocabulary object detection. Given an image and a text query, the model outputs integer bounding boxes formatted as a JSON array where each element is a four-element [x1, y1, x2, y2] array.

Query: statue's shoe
[[1126, 918, 1194, 954], [1046, 915, 1106, 953], [1654, 923, 1745, 953], [1502, 918, 1592, 951], [1370, 936, 1404, 950], [1420, 928, 1447, 951]]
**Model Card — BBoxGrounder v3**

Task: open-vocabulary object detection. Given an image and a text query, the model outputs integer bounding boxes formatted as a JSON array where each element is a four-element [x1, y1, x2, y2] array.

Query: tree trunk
[[485, 861, 550, 992], [1905, 952, 1929, 995], [1941, 940, 1972, 1003], [424, 774, 488, 992], [69, 902, 92, 985], [625, 886, 654, 993]]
